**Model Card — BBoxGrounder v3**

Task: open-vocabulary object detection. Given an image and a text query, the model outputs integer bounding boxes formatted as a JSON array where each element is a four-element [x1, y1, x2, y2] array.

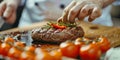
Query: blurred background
[[111, 3, 120, 27], [0, 0, 120, 31]]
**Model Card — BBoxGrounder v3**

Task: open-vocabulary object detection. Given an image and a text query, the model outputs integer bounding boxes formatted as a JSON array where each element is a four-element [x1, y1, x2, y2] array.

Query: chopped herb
[[59, 22, 77, 27]]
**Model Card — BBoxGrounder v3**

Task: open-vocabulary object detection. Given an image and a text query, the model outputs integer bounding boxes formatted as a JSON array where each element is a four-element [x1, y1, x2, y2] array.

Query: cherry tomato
[[0, 41, 2, 54], [19, 51, 35, 60], [95, 37, 111, 53], [14, 41, 26, 48], [4, 37, 15, 44], [74, 38, 85, 49], [51, 23, 66, 29], [8, 47, 22, 59], [0, 43, 12, 56], [35, 48, 53, 60], [60, 42, 79, 58], [83, 38, 90, 41], [50, 50, 62, 60], [80, 44, 101, 60], [24, 46, 36, 52]]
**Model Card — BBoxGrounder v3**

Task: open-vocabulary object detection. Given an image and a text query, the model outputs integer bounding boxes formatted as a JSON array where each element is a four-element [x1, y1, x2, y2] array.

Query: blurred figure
[[19, 0, 114, 27], [0, 0, 117, 30], [19, 0, 73, 27]]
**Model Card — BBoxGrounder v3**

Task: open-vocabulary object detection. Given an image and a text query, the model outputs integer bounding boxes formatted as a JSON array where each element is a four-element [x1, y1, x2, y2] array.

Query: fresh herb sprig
[[42, 22, 77, 29]]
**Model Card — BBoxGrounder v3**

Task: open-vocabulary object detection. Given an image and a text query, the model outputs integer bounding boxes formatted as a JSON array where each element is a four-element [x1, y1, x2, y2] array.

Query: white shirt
[[19, 0, 113, 27]]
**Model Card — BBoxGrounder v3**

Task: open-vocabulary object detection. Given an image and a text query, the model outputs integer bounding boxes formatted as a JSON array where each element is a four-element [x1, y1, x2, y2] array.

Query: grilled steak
[[31, 23, 84, 43]]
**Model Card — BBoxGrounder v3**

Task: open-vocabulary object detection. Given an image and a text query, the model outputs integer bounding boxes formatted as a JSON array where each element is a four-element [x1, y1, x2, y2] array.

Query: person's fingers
[[57, 17, 63, 23], [0, 2, 6, 16], [3, 4, 14, 18], [78, 4, 93, 20], [88, 6, 102, 22], [62, 1, 76, 22], [78, 5, 89, 20], [5, 11, 16, 24], [68, 2, 86, 23]]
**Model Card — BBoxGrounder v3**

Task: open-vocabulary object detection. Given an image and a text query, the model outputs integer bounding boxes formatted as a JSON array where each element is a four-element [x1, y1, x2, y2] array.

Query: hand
[[0, 0, 21, 24], [58, 0, 103, 23]]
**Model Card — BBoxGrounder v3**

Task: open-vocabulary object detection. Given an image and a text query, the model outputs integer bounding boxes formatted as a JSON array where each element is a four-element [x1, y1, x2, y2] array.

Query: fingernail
[[69, 16, 75, 23], [80, 18, 84, 20], [78, 16, 84, 20], [88, 17, 94, 22], [57, 19, 62, 23]]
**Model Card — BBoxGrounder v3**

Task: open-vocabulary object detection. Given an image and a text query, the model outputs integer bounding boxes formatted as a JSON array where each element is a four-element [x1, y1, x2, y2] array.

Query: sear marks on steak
[[31, 25, 84, 43]]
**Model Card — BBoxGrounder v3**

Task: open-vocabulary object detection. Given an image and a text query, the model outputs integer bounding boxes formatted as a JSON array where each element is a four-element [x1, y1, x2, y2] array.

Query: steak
[[31, 23, 84, 43]]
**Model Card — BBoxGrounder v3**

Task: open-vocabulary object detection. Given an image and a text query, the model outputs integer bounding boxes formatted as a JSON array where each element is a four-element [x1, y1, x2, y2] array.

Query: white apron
[[19, 0, 113, 27]]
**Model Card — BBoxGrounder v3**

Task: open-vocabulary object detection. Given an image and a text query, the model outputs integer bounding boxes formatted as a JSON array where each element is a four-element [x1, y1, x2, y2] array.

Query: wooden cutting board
[[0, 20, 120, 47], [78, 21, 120, 47]]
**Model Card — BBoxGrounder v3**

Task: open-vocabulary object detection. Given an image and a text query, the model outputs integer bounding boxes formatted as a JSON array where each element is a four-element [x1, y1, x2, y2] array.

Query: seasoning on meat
[[31, 22, 84, 43]]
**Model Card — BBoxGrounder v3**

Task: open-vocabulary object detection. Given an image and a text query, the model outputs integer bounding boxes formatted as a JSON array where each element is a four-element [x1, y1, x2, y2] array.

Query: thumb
[[3, 4, 13, 18], [5, 11, 16, 24]]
